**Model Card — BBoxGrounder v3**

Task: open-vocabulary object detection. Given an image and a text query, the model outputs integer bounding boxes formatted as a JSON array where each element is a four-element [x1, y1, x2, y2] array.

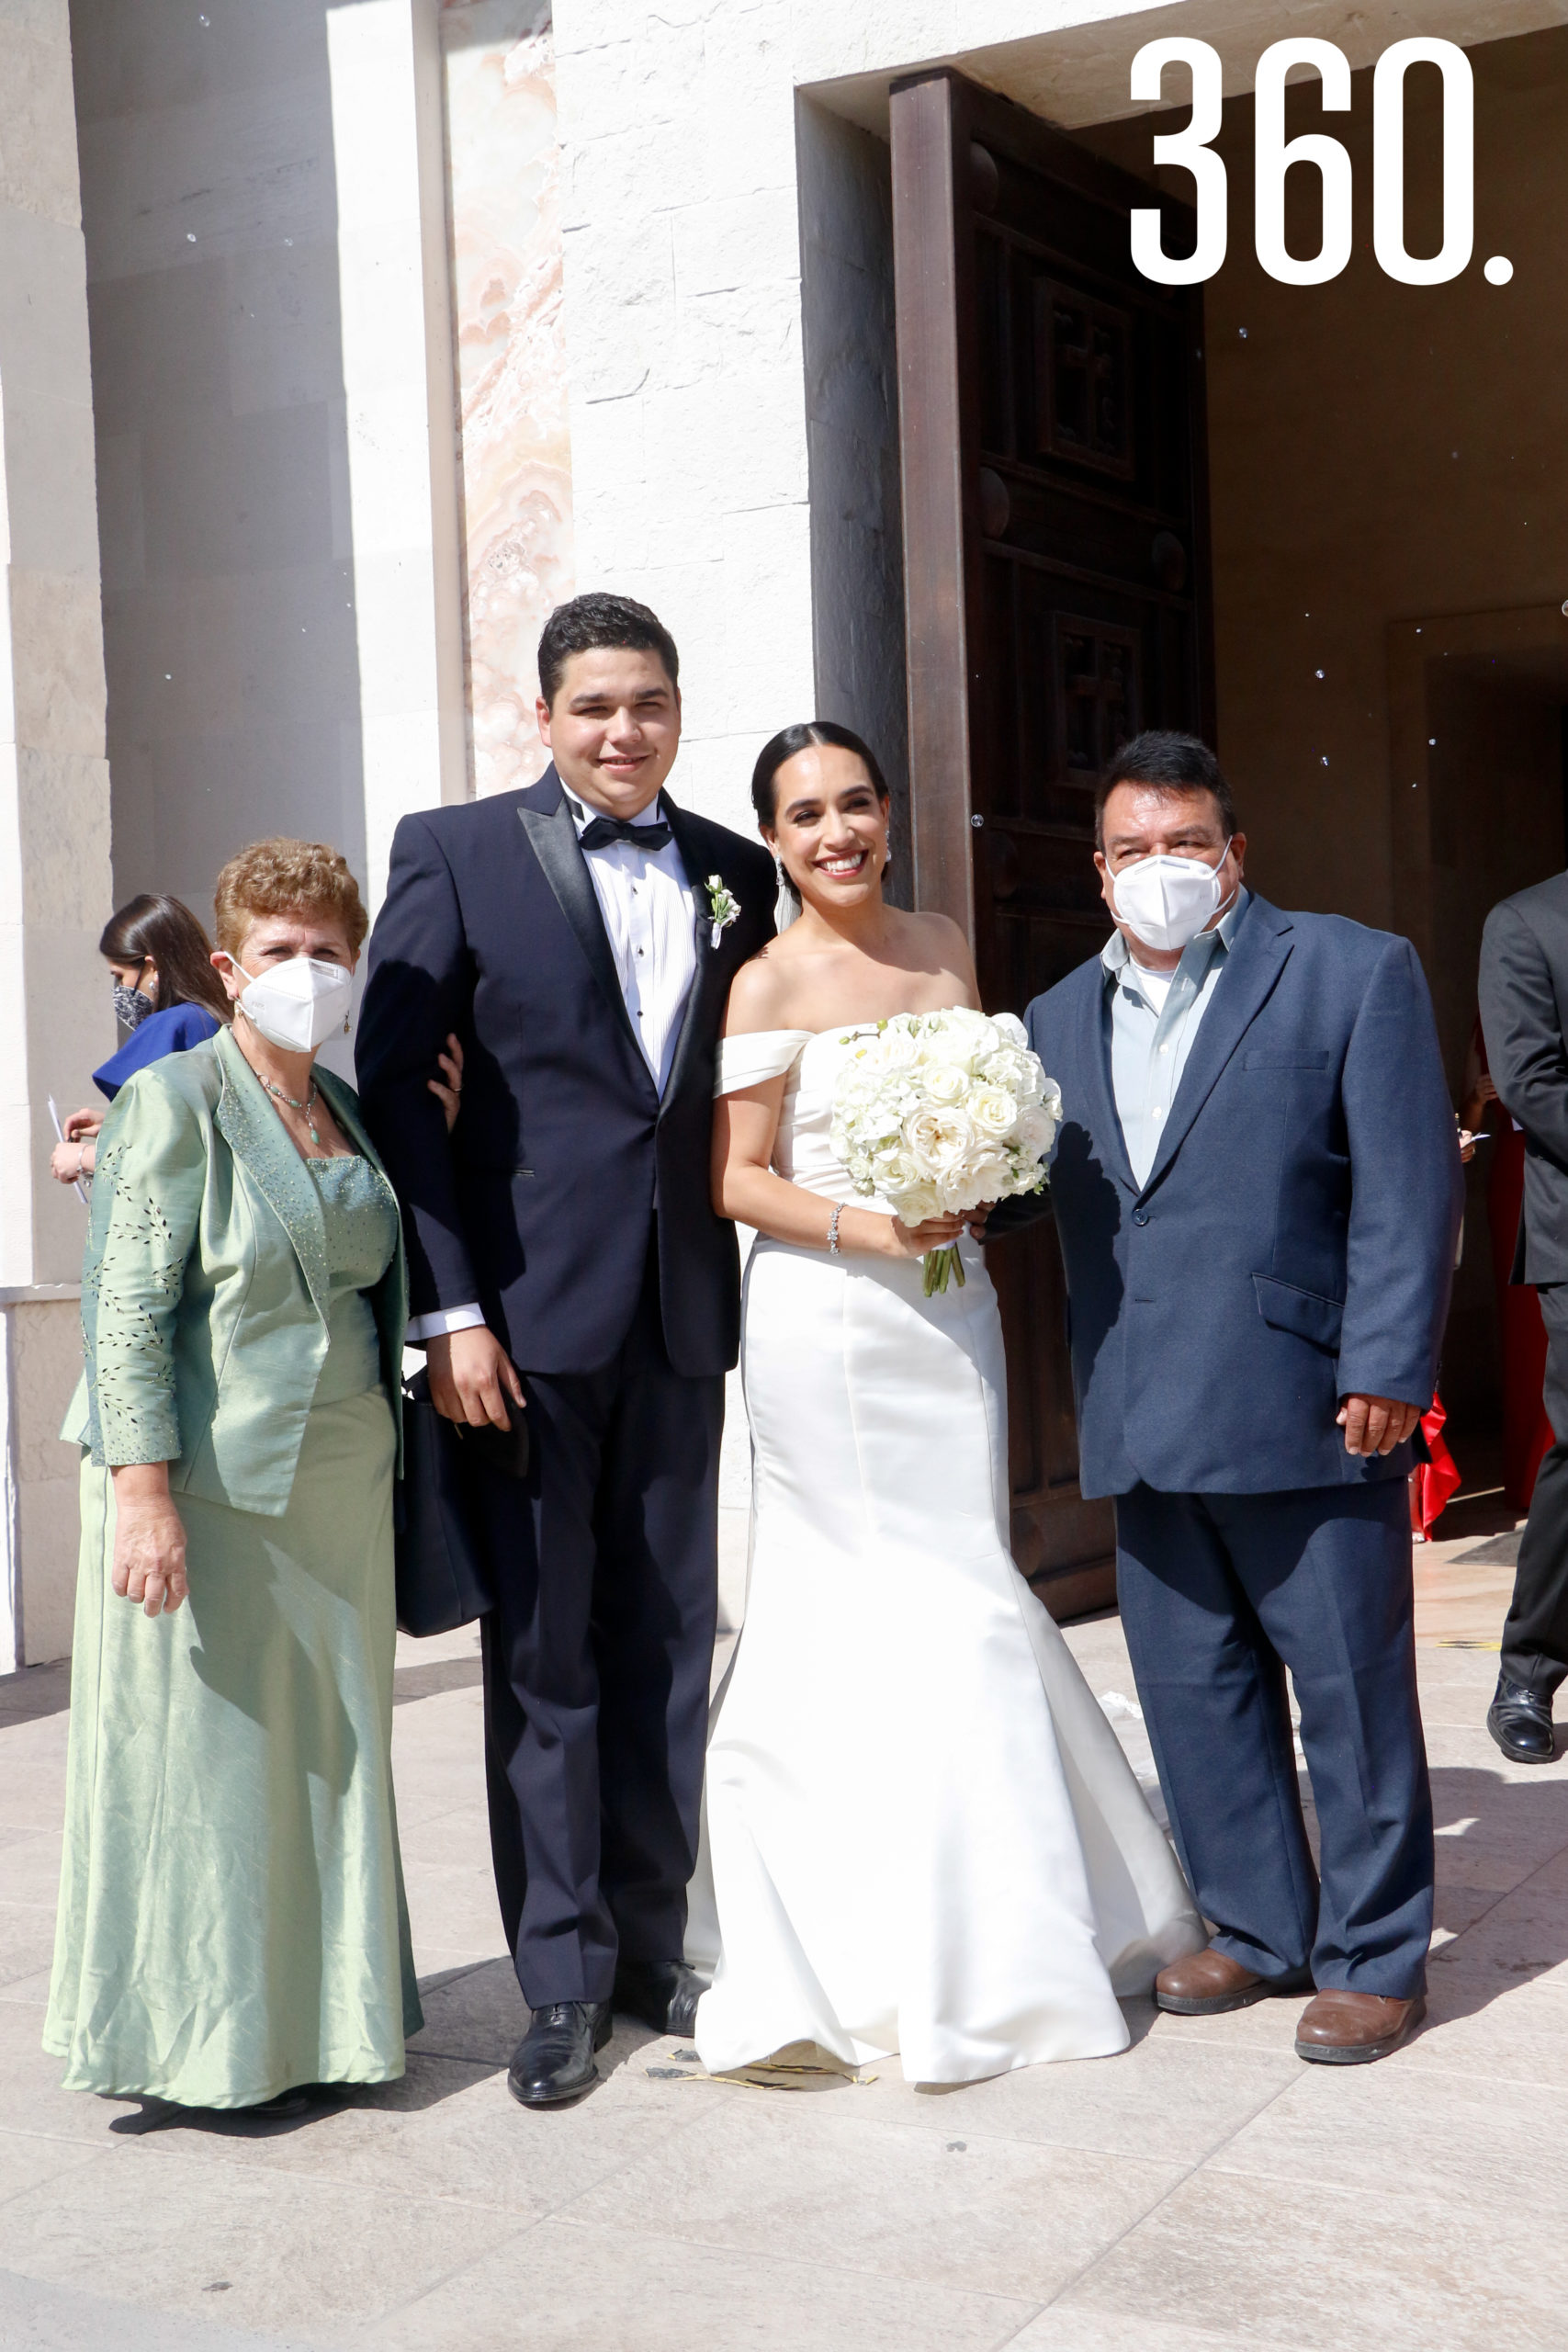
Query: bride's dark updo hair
[[750, 720, 891, 904]]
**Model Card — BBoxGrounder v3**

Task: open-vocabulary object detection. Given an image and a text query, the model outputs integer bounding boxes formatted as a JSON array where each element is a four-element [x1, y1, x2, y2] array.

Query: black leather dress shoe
[[506, 2001, 612, 2109], [1487, 1674, 1557, 1764], [613, 1958, 708, 2037]]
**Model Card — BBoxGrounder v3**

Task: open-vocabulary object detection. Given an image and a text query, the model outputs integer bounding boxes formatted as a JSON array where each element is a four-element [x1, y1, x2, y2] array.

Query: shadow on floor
[[392, 1655, 483, 1706], [1449, 1530, 1521, 1568], [0, 1661, 70, 1724], [1424, 1762, 1568, 2017], [102, 1962, 533, 2139]]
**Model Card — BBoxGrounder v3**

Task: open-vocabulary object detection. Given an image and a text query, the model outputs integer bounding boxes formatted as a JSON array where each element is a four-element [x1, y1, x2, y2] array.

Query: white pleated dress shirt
[[407, 789, 698, 1343]]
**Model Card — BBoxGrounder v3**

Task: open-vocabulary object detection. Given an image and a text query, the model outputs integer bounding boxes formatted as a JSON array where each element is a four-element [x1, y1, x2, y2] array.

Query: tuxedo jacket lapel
[[661, 796, 727, 1112], [1139, 898, 1296, 1195], [516, 767, 650, 1077]]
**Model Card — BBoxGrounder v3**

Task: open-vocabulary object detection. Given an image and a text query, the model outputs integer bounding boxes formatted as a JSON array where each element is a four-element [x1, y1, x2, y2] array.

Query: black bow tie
[[578, 812, 672, 854]]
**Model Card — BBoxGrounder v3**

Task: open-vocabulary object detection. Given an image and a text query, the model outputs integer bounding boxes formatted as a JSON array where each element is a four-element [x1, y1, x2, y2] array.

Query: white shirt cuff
[[405, 1303, 486, 1343]]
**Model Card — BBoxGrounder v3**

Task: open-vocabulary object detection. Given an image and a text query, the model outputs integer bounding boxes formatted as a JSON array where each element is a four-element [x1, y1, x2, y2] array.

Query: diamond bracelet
[[828, 1204, 843, 1257]]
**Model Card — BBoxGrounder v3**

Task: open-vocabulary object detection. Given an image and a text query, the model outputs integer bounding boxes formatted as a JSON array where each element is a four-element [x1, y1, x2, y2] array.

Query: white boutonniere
[[704, 875, 740, 950]]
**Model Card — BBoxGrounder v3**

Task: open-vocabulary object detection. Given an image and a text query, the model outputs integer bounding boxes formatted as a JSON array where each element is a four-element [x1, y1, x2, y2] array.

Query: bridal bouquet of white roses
[[830, 1009, 1063, 1295]]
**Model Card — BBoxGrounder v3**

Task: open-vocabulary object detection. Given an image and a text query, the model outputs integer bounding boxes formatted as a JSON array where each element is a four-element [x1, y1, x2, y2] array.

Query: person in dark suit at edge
[[987, 732, 1462, 2064], [356, 595, 776, 2107], [1478, 873, 1568, 1763]]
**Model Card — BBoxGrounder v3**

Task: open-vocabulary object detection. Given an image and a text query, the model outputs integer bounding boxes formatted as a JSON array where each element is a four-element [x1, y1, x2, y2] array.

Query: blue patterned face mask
[[113, 979, 153, 1031]]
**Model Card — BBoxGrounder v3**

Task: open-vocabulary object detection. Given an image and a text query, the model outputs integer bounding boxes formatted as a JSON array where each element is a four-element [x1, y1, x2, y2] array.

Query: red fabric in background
[[1488, 1118, 1554, 1513], [1413, 1392, 1463, 1537]]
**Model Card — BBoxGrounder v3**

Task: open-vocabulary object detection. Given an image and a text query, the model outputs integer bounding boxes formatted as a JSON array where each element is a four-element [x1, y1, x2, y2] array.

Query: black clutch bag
[[393, 1367, 529, 1637]]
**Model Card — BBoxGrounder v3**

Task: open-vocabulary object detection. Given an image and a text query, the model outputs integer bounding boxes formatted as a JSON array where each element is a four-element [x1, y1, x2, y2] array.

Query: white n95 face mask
[[1110, 842, 1234, 956], [237, 956, 355, 1052]]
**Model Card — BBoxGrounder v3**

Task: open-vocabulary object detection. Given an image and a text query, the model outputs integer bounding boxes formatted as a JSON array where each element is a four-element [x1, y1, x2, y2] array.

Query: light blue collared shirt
[[1103, 887, 1251, 1189]]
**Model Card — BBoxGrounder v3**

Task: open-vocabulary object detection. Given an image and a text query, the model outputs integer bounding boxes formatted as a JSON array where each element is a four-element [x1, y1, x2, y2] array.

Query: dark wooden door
[[890, 69, 1214, 1620]]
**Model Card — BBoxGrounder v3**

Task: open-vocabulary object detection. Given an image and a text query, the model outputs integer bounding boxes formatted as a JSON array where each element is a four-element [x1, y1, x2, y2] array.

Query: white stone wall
[[0, 0, 115, 1667], [553, 1, 815, 834], [549, 1, 1142, 840]]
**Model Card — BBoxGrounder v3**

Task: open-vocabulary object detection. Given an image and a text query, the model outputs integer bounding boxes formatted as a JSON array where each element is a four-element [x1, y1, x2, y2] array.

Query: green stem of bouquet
[[921, 1244, 966, 1296]]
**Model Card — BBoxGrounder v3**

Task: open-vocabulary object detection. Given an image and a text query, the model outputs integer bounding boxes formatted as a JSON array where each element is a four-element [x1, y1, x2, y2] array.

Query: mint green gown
[[46, 1155, 423, 2108]]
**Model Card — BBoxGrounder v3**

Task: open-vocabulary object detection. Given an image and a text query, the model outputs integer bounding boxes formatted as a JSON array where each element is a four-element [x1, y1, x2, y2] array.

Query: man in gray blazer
[[1478, 876, 1568, 1762], [998, 732, 1462, 2064]]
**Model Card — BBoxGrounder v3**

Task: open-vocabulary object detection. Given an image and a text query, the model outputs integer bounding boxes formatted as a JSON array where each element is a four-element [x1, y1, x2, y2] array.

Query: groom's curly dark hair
[[536, 593, 680, 708]]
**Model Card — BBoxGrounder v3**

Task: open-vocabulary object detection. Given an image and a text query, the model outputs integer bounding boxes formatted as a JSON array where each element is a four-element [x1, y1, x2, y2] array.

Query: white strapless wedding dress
[[685, 1026, 1203, 2085]]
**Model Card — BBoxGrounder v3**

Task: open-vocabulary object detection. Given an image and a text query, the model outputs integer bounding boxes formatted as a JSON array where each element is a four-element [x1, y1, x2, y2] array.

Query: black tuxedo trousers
[[478, 1236, 723, 2004]]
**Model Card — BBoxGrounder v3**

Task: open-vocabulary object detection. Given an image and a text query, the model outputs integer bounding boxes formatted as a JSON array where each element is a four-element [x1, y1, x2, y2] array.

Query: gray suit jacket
[[1011, 897, 1461, 1497], [1479, 870, 1568, 1284]]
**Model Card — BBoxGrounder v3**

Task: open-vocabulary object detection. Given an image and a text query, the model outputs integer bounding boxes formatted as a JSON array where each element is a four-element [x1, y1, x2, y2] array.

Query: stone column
[[326, 0, 468, 902], [0, 0, 115, 1668]]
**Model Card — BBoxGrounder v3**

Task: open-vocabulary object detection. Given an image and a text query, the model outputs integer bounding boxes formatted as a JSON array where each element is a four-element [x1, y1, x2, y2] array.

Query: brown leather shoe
[[1155, 1946, 1314, 2016], [1295, 1990, 1426, 2064]]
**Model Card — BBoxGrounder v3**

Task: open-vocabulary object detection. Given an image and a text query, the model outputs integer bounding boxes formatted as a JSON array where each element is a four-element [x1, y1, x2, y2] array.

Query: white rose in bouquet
[[831, 1009, 1061, 1294], [939, 1142, 1012, 1209], [871, 1144, 925, 1197], [969, 1083, 1020, 1140], [979, 1046, 1032, 1096], [906, 1104, 975, 1173], [863, 1024, 924, 1073], [1015, 1095, 1063, 1157], [919, 1058, 969, 1107]]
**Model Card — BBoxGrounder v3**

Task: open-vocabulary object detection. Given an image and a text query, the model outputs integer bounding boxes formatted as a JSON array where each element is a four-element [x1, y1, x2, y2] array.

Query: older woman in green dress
[[46, 838, 440, 2113]]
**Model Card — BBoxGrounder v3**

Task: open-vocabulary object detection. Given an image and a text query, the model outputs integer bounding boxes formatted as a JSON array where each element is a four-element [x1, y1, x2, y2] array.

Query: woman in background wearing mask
[[49, 895, 230, 1188], [47, 838, 444, 2116]]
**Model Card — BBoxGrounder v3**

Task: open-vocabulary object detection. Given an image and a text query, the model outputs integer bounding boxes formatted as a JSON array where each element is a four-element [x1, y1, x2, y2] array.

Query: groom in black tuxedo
[[357, 594, 774, 2106]]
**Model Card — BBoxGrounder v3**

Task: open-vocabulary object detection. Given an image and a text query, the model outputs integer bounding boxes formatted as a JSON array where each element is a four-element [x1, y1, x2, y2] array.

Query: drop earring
[[773, 850, 799, 929]]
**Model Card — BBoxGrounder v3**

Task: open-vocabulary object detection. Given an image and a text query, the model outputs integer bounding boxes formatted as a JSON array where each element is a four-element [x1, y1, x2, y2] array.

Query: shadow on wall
[[69, 0, 367, 936], [797, 97, 910, 906]]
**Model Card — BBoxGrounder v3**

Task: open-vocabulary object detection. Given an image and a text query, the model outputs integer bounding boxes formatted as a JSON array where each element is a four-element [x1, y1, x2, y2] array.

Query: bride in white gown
[[684, 721, 1202, 2086]]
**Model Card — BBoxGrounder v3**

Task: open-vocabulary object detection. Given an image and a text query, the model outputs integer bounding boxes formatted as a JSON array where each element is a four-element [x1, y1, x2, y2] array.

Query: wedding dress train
[[684, 1026, 1203, 2085]]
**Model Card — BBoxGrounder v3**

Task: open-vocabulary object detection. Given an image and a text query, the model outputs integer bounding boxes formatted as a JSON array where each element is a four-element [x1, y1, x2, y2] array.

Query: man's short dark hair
[[536, 593, 680, 707], [1094, 730, 1238, 848]]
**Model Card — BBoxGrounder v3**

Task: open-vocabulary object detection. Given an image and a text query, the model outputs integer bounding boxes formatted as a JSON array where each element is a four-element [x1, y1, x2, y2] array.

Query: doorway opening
[[1392, 607, 1568, 1464], [807, 22, 1568, 1611]]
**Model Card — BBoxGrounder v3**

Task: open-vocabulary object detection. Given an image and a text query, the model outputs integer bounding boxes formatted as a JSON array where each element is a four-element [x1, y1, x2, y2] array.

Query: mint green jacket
[[68, 1027, 407, 1517]]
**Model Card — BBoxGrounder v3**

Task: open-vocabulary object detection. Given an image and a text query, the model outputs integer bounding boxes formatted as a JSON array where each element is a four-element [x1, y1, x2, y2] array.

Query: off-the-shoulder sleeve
[[714, 1029, 814, 1098]]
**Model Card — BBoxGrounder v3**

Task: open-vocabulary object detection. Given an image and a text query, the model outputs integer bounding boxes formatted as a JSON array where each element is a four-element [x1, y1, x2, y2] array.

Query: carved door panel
[[890, 70, 1214, 1619]]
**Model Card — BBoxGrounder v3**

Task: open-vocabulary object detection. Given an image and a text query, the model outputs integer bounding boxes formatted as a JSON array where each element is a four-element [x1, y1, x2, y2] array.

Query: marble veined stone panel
[[443, 0, 573, 798]]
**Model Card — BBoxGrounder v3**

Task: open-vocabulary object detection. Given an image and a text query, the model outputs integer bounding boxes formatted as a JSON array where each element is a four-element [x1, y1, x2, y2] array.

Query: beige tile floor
[[2, 1515, 1564, 2352]]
